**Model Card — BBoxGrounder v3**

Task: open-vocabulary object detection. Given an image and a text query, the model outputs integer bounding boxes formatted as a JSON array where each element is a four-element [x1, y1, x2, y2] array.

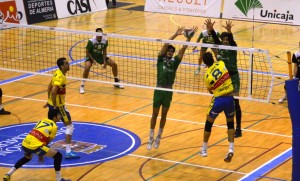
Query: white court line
[[130, 153, 247, 175], [4, 95, 292, 138]]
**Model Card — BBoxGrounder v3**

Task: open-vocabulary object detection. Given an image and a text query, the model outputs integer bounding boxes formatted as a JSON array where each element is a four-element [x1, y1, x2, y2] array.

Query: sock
[[114, 77, 119, 82], [66, 144, 71, 153], [56, 171, 62, 181], [0, 105, 3, 110], [81, 81, 85, 86], [7, 167, 16, 175], [229, 142, 234, 152], [202, 142, 208, 151], [157, 128, 163, 138], [150, 129, 154, 139]]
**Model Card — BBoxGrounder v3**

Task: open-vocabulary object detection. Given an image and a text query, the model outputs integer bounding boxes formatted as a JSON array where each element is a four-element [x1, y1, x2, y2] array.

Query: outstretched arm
[[159, 26, 185, 56], [205, 18, 221, 45], [178, 26, 198, 61], [222, 20, 237, 46]]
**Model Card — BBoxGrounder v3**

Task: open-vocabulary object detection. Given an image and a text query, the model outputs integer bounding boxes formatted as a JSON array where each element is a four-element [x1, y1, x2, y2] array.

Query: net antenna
[[0, 23, 274, 103]]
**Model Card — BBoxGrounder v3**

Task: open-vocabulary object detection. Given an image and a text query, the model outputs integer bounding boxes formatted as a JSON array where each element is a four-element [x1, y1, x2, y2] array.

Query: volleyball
[[183, 28, 195, 38]]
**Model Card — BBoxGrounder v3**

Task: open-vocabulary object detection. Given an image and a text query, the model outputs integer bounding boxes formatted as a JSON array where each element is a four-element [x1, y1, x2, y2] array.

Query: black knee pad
[[53, 151, 62, 160], [204, 120, 213, 132], [0, 88, 2, 97], [227, 121, 234, 129]]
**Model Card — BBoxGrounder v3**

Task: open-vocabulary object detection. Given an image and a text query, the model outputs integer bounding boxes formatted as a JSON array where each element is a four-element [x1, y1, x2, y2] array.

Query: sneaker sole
[[224, 152, 234, 162]]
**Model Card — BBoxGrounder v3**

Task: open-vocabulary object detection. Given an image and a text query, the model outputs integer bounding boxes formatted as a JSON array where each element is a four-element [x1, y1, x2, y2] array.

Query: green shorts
[[86, 56, 109, 65], [153, 90, 173, 108]]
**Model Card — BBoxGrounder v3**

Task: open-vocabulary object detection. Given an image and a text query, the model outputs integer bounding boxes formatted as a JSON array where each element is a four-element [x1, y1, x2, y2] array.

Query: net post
[[248, 51, 254, 97], [287, 51, 293, 80]]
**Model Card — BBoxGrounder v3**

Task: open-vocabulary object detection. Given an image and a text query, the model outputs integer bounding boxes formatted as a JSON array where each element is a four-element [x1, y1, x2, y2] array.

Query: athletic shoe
[[146, 138, 154, 150], [194, 67, 201, 75], [234, 128, 242, 138], [79, 85, 85, 94], [114, 81, 124, 89], [278, 95, 287, 103], [65, 151, 80, 159], [0, 108, 11, 115], [224, 152, 234, 163], [153, 137, 161, 149], [200, 149, 207, 157], [3, 174, 10, 181]]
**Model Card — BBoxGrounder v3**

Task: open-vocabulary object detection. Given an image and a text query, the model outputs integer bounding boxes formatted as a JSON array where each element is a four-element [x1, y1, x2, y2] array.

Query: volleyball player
[[200, 52, 235, 163], [147, 26, 198, 150]]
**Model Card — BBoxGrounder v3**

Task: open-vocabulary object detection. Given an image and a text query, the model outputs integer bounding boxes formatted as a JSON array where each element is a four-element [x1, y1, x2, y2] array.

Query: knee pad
[[204, 120, 213, 132], [53, 151, 62, 160], [65, 124, 74, 135], [0, 88, 2, 97], [227, 121, 234, 130]]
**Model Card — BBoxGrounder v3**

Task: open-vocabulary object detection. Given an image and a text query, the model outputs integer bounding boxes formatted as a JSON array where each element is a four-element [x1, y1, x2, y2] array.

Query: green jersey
[[197, 30, 220, 44], [86, 36, 108, 61], [217, 49, 238, 73], [156, 55, 181, 86]]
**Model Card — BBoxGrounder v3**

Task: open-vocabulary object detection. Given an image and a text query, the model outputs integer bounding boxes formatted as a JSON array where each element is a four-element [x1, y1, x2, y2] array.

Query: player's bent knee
[[53, 151, 62, 160], [227, 121, 234, 130], [65, 124, 74, 135], [204, 120, 213, 132]]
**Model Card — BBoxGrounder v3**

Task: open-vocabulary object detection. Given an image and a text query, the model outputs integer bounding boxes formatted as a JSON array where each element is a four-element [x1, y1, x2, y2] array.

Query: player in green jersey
[[193, 19, 221, 75], [80, 28, 124, 94], [206, 19, 243, 138], [147, 26, 198, 150]]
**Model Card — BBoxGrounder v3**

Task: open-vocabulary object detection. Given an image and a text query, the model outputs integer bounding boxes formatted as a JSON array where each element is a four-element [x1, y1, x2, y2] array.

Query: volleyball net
[[0, 23, 274, 102]]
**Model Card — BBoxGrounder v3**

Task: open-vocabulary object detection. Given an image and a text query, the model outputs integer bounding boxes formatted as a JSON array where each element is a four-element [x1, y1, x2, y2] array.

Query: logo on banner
[[0, 2, 23, 23], [235, 0, 263, 16], [235, 0, 294, 22], [67, 0, 96, 15], [0, 122, 140, 168]]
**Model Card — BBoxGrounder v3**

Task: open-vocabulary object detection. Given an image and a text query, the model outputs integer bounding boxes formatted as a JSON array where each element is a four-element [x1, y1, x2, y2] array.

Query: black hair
[[96, 28, 103, 32], [220, 32, 230, 40], [57, 57, 66, 69], [48, 109, 60, 120], [202, 52, 214, 67], [167, 45, 176, 53]]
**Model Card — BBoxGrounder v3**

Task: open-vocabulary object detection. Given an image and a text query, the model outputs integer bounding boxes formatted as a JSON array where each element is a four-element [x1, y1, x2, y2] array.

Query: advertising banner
[[22, 0, 58, 24], [223, 0, 300, 25], [54, 0, 107, 19], [145, 0, 222, 18], [0, 1, 23, 24]]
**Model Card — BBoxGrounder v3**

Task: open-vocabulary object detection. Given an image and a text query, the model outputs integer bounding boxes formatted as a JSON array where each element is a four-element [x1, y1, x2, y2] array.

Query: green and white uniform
[[86, 36, 108, 64], [153, 55, 181, 108], [196, 30, 220, 51]]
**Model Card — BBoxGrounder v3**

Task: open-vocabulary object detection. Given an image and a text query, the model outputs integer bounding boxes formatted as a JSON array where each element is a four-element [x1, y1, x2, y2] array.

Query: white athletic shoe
[[200, 149, 208, 157], [79, 85, 85, 94], [114, 81, 124, 89], [147, 138, 154, 150], [278, 95, 287, 103], [153, 137, 161, 149]]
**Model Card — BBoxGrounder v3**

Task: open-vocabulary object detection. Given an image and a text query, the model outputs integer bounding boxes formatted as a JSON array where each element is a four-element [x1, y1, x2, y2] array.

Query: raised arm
[[205, 18, 221, 45], [222, 20, 237, 46], [178, 26, 198, 61], [159, 26, 185, 56]]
